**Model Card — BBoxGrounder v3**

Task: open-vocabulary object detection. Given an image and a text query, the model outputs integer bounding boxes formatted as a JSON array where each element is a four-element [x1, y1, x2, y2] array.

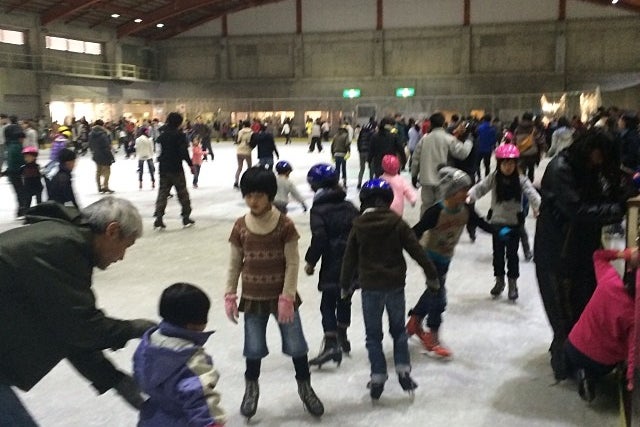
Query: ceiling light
[[111, 13, 120, 18], [156, 23, 164, 28], [612, 0, 619, 4], [134, 18, 142, 23]]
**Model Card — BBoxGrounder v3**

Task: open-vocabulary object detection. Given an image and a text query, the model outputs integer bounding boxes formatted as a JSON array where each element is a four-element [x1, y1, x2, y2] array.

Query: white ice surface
[[0, 141, 619, 426]]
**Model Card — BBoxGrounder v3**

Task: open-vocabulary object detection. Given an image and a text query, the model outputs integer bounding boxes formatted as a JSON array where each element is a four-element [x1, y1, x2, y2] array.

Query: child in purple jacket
[[134, 283, 226, 427]]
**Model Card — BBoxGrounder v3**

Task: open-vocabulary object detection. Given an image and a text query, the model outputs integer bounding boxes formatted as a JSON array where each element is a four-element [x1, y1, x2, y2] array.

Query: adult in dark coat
[[534, 129, 627, 381], [88, 120, 115, 193], [0, 198, 155, 425], [4, 115, 26, 217], [368, 116, 406, 177], [153, 112, 194, 229]]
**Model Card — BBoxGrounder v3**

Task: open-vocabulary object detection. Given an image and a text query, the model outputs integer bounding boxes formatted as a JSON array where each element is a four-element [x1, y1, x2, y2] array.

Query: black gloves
[[129, 319, 157, 338], [113, 374, 146, 410], [412, 176, 419, 189]]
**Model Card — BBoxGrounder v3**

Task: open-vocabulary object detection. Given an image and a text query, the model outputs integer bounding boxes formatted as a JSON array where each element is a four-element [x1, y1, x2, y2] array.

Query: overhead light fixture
[[612, 0, 619, 4], [156, 23, 165, 28], [134, 18, 142, 23], [111, 13, 120, 18]]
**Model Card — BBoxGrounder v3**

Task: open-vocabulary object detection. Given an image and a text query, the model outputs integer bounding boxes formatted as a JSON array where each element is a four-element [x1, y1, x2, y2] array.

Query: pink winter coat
[[381, 172, 417, 216], [568, 249, 636, 390]]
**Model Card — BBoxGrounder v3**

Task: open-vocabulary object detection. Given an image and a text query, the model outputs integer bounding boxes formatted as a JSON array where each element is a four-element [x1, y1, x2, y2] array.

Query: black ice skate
[[507, 278, 518, 301], [297, 379, 324, 417], [490, 276, 505, 297], [577, 369, 595, 402], [240, 379, 259, 419], [367, 381, 385, 400], [398, 372, 418, 394], [308, 335, 342, 368], [337, 326, 351, 355], [182, 216, 195, 227], [153, 217, 166, 230]]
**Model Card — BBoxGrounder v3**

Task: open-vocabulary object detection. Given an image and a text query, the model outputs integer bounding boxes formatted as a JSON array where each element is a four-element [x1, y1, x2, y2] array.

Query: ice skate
[[398, 372, 418, 394], [576, 369, 595, 402], [240, 379, 259, 419], [420, 331, 452, 359], [153, 217, 166, 230], [367, 381, 384, 400], [490, 276, 505, 297], [337, 326, 351, 355], [182, 216, 195, 228], [297, 379, 324, 417], [309, 335, 342, 368], [406, 314, 423, 337], [507, 278, 518, 301]]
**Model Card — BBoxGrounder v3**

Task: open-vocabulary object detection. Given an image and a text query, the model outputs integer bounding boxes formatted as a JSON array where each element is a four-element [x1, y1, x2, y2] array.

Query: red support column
[[464, 0, 470, 26], [222, 14, 228, 37], [296, 0, 302, 34], [558, 0, 567, 21], [377, 0, 383, 30]]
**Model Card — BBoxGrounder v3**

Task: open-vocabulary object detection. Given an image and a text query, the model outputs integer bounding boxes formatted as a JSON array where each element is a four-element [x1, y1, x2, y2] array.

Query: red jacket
[[568, 249, 636, 389]]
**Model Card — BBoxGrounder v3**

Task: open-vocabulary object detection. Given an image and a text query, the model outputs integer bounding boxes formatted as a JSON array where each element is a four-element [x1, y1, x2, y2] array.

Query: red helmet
[[381, 154, 400, 175], [495, 143, 520, 159]]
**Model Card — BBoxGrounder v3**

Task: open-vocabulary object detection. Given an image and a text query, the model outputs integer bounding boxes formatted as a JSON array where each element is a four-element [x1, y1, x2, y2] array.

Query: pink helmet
[[21, 146, 38, 155], [495, 143, 520, 159], [381, 154, 400, 175]]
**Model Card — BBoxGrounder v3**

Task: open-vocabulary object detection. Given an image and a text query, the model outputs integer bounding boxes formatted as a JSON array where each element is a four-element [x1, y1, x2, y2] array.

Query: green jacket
[[0, 203, 138, 391]]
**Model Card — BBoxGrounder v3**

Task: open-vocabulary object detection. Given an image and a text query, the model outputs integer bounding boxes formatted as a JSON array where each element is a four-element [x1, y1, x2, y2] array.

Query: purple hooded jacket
[[133, 321, 226, 427]]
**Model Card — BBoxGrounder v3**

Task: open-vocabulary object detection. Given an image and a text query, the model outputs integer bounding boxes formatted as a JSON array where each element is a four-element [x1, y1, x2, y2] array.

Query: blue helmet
[[307, 163, 338, 191], [275, 160, 293, 174], [359, 178, 393, 207]]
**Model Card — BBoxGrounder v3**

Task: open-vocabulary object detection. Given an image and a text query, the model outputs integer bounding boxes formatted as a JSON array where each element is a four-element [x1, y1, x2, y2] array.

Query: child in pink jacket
[[380, 154, 417, 216], [564, 248, 637, 402]]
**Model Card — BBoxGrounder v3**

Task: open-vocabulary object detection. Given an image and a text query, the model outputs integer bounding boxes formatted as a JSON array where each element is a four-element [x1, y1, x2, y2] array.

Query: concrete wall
[[0, 0, 639, 119]]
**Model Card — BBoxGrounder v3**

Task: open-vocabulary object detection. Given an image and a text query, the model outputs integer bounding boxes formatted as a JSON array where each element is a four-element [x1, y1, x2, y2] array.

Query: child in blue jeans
[[340, 178, 439, 400], [407, 167, 491, 358], [224, 166, 323, 420]]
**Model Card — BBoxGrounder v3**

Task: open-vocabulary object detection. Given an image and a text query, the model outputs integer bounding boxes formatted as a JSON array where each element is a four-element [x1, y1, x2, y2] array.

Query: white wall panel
[[567, 0, 635, 19], [228, 0, 296, 35], [471, 0, 557, 24], [175, 20, 221, 38], [302, 0, 376, 32], [384, 0, 463, 28]]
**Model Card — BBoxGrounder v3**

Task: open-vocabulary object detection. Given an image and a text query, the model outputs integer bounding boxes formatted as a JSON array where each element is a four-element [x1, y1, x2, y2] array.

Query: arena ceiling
[[0, 0, 638, 41]]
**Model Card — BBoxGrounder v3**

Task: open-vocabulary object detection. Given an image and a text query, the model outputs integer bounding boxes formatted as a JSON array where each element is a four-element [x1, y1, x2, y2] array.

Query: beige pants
[[96, 164, 111, 191]]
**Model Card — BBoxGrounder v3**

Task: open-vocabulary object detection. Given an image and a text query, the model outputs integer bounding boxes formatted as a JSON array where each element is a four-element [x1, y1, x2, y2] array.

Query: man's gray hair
[[82, 196, 143, 238]]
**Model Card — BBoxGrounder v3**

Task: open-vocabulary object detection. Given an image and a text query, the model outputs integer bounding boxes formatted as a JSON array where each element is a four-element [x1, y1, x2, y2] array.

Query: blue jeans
[[243, 311, 309, 359], [320, 288, 351, 332], [361, 288, 410, 384], [410, 260, 449, 331], [334, 156, 347, 183], [0, 384, 38, 427]]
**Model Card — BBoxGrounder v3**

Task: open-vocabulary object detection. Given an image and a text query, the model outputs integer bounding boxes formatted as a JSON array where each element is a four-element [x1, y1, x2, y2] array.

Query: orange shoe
[[420, 331, 452, 358], [406, 315, 423, 337]]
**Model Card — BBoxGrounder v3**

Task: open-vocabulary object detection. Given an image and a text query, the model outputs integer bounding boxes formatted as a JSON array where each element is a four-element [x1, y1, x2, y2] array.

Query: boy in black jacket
[[340, 178, 439, 400], [304, 163, 359, 367]]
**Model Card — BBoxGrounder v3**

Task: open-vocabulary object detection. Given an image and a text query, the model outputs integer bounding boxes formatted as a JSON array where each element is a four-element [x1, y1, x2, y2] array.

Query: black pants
[[476, 152, 492, 179], [7, 173, 27, 216], [319, 288, 352, 333], [519, 155, 537, 182], [309, 137, 322, 152], [154, 171, 192, 218], [564, 339, 616, 380], [138, 159, 155, 183], [492, 225, 520, 278]]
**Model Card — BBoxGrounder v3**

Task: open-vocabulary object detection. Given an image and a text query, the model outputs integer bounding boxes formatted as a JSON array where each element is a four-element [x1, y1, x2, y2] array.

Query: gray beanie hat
[[438, 166, 472, 199]]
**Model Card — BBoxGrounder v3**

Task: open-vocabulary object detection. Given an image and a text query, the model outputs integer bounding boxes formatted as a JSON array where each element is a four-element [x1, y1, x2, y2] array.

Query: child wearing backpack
[[304, 163, 359, 368]]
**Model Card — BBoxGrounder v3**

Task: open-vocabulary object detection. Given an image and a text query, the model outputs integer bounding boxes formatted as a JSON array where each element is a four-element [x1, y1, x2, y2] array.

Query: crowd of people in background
[[1, 104, 640, 425]]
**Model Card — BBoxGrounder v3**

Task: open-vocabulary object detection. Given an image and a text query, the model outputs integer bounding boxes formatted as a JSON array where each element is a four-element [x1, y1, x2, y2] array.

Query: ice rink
[[0, 140, 620, 426]]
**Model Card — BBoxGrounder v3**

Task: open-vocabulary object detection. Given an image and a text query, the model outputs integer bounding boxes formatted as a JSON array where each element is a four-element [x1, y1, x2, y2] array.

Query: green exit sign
[[342, 88, 361, 99], [396, 87, 415, 98]]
